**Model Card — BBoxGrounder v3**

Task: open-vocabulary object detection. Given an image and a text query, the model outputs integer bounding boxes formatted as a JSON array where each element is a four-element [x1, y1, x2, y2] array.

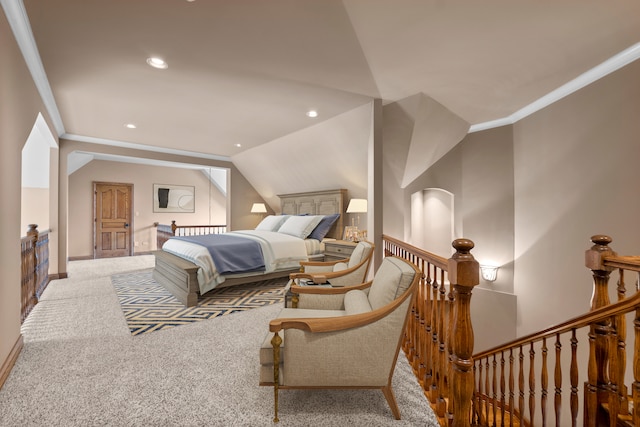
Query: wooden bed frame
[[152, 189, 348, 306]]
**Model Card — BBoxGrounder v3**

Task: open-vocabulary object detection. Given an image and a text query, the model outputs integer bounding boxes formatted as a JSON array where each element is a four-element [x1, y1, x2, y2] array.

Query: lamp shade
[[251, 203, 267, 213], [346, 198, 367, 213]]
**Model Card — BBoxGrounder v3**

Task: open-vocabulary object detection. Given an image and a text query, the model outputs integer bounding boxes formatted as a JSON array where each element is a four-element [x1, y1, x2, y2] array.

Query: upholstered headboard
[[278, 189, 347, 240]]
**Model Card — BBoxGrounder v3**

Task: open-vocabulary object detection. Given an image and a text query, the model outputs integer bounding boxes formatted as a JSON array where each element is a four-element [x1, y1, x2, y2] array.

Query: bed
[[152, 189, 347, 306]]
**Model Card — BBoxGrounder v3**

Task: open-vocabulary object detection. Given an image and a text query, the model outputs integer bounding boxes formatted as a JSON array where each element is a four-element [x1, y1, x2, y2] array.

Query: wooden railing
[[383, 233, 640, 427], [472, 235, 639, 427], [383, 234, 479, 426], [20, 224, 49, 323], [154, 220, 227, 248]]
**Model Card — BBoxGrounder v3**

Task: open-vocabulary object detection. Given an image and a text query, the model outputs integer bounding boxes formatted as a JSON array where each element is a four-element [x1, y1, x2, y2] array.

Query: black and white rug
[[111, 269, 287, 335]]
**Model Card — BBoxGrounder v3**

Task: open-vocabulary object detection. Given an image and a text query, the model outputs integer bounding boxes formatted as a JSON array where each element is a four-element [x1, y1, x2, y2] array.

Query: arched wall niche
[[410, 187, 455, 257]]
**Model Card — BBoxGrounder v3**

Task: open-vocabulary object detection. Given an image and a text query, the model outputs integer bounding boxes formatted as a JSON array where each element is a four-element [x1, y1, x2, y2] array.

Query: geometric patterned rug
[[111, 269, 287, 336]]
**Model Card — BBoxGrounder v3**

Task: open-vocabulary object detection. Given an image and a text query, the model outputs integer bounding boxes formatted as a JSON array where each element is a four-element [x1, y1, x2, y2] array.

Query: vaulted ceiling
[[9, 0, 640, 160]]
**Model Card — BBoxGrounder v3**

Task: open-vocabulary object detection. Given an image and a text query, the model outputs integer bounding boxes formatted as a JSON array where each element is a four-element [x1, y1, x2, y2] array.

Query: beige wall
[[0, 9, 57, 378], [387, 121, 517, 351], [21, 187, 50, 233], [382, 60, 640, 347], [513, 59, 640, 336], [68, 160, 227, 258]]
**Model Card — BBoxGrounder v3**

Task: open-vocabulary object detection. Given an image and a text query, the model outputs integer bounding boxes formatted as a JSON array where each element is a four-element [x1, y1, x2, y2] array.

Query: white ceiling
[[8, 0, 640, 160]]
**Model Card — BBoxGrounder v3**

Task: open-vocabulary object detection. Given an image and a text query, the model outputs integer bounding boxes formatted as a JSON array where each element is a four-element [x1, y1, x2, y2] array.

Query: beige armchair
[[290, 240, 374, 287], [259, 256, 420, 422]]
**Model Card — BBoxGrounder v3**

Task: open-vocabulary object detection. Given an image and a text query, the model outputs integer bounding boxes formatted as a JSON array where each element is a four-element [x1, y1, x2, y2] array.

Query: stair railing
[[383, 234, 479, 426], [472, 235, 639, 427], [384, 233, 640, 427], [20, 224, 49, 323]]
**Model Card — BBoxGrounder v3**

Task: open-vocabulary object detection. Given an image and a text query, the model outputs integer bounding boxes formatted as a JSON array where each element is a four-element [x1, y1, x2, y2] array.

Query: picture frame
[[153, 184, 195, 213]]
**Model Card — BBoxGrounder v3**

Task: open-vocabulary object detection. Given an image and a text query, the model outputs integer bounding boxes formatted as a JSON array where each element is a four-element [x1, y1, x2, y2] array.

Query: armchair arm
[[297, 258, 349, 274], [289, 280, 371, 296], [290, 260, 368, 283], [299, 258, 348, 268], [270, 278, 416, 334], [288, 280, 371, 310]]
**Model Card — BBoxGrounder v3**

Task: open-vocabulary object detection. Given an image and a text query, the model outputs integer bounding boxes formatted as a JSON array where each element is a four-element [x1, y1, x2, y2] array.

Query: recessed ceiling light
[[146, 57, 168, 69], [235, 143, 241, 148], [306, 110, 318, 118], [125, 123, 137, 129]]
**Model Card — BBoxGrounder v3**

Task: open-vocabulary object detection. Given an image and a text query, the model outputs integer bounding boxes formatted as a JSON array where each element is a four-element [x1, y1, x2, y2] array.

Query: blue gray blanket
[[172, 233, 265, 274]]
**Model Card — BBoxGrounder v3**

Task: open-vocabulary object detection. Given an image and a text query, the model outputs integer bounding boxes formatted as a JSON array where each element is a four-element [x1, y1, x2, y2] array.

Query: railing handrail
[[169, 224, 227, 229], [382, 234, 449, 270], [603, 254, 640, 271], [474, 288, 640, 359]]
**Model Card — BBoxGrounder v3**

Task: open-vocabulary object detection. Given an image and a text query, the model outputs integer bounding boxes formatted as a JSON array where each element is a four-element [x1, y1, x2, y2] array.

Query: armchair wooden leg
[[291, 293, 299, 308], [382, 384, 401, 420], [271, 332, 283, 423]]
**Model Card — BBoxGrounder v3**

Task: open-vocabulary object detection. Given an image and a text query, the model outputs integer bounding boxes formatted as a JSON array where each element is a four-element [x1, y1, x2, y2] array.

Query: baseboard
[[68, 256, 93, 261], [48, 272, 67, 280], [0, 335, 23, 391], [133, 251, 153, 256]]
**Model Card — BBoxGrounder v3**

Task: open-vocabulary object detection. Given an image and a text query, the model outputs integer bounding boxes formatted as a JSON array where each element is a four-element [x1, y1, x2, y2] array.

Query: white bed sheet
[[161, 230, 321, 294]]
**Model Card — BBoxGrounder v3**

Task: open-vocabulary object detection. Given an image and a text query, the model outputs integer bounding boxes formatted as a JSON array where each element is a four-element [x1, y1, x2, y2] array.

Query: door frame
[[93, 181, 134, 258]]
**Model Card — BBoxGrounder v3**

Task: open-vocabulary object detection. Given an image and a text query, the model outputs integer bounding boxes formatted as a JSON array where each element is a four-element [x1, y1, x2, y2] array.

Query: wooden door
[[94, 182, 133, 258]]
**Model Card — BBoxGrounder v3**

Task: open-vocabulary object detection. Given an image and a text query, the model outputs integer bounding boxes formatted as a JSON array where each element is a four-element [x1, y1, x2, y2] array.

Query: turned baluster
[[423, 263, 434, 388], [633, 307, 640, 427], [509, 348, 515, 427], [614, 270, 629, 415], [554, 334, 563, 427], [570, 329, 579, 426], [447, 238, 479, 427]]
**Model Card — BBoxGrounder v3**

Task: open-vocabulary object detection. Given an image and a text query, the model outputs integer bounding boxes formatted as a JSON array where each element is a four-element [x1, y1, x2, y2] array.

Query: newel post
[[26, 224, 39, 307], [585, 235, 616, 311], [584, 235, 617, 425], [448, 238, 480, 427], [171, 220, 177, 235]]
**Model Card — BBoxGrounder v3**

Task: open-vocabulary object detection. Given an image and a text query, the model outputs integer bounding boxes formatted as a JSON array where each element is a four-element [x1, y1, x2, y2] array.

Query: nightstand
[[323, 240, 357, 261]]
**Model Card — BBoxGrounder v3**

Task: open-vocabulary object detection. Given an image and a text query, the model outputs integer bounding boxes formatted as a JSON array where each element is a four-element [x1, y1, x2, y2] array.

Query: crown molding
[[62, 133, 231, 162], [470, 41, 640, 133], [1, 0, 65, 135]]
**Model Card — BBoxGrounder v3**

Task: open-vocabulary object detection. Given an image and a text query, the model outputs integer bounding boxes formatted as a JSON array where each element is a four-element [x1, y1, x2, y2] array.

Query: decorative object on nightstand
[[345, 198, 367, 242]]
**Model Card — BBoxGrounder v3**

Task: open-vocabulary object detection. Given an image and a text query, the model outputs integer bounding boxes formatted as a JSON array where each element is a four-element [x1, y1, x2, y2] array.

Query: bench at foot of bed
[[152, 250, 300, 307], [152, 250, 200, 307]]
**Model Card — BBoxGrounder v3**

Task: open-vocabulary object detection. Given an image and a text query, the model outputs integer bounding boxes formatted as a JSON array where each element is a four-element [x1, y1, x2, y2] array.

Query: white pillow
[[277, 215, 324, 239], [255, 215, 290, 232]]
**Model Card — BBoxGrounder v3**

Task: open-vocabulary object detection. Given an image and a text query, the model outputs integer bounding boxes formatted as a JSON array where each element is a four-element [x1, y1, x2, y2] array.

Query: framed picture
[[153, 184, 195, 213]]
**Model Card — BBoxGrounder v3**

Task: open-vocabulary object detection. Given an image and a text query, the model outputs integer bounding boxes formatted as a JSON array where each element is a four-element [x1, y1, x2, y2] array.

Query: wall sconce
[[251, 203, 267, 217], [480, 265, 499, 282]]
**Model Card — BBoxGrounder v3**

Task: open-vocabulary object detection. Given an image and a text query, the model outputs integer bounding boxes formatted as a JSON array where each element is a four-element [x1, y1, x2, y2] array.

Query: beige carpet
[[0, 255, 438, 426]]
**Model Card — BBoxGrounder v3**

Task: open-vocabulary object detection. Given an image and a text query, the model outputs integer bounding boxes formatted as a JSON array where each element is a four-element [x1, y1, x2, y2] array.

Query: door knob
[[124, 223, 129, 228]]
